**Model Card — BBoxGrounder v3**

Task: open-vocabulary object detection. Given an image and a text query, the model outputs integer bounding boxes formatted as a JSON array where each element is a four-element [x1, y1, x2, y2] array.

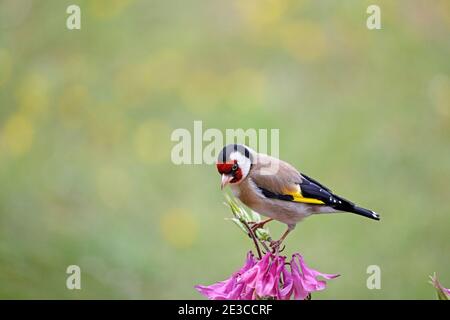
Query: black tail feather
[[331, 195, 380, 221], [347, 206, 380, 221]]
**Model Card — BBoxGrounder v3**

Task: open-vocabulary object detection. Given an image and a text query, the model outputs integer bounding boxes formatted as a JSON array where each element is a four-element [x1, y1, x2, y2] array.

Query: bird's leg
[[249, 218, 273, 233], [270, 225, 295, 253]]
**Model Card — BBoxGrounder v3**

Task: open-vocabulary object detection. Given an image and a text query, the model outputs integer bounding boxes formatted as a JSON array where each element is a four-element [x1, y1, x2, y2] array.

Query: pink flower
[[240, 252, 285, 298], [195, 251, 339, 300], [278, 263, 294, 300], [195, 251, 256, 300], [283, 253, 340, 300], [256, 254, 285, 298]]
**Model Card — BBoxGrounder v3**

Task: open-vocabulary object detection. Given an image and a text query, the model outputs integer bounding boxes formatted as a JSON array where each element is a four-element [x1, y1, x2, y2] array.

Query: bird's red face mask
[[216, 160, 243, 189]]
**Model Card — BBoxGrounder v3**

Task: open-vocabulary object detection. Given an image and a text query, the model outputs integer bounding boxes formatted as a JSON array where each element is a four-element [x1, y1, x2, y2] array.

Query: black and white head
[[216, 144, 254, 189]]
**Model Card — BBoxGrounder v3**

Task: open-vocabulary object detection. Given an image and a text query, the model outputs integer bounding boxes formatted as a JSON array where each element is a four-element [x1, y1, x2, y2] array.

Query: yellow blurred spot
[[86, 104, 126, 148], [133, 119, 170, 164], [229, 69, 266, 109], [160, 209, 198, 249], [114, 50, 186, 106], [440, 1, 450, 25], [141, 50, 186, 92], [279, 21, 327, 62], [0, 49, 12, 87], [96, 165, 132, 209], [235, 0, 291, 29], [114, 63, 143, 105], [2, 113, 34, 156], [429, 75, 450, 118], [15, 73, 49, 116], [180, 68, 266, 112], [58, 84, 90, 127], [89, 0, 134, 19], [180, 70, 226, 113], [65, 54, 91, 81]]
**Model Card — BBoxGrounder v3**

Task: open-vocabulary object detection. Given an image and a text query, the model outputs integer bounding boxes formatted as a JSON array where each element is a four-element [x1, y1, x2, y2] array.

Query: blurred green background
[[0, 0, 449, 299]]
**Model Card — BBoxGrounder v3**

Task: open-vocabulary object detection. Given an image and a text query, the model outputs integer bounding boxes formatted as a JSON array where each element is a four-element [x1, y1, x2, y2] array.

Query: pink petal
[[239, 286, 255, 300], [292, 254, 339, 293], [289, 255, 310, 300], [195, 277, 236, 300], [235, 251, 257, 274], [239, 252, 271, 289], [278, 264, 293, 300], [297, 253, 339, 280], [195, 251, 257, 300], [226, 282, 246, 300], [256, 255, 285, 297]]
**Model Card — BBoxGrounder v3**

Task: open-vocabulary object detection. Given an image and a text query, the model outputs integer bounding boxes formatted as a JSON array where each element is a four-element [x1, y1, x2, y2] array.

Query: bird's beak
[[221, 174, 233, 190]]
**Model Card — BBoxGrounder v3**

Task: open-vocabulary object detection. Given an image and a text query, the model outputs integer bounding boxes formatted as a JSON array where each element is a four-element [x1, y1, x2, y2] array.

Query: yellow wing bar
[[284, 187, 325, 205]]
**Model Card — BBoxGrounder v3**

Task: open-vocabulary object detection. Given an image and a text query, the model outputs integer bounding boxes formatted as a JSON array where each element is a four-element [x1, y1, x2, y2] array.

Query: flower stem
[[258, 237, 270, 254], [242, 220, 262, 259]]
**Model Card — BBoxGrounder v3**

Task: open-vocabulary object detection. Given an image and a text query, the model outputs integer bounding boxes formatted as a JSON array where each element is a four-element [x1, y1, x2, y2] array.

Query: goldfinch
[[216, 144, 379, 250]]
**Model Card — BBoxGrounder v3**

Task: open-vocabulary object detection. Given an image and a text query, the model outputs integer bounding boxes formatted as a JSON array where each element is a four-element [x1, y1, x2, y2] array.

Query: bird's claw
[[261, 244, 284, 255], [269, 240, 285, 254], [269, 239, 286, 254], [248, 221, 265, 233]]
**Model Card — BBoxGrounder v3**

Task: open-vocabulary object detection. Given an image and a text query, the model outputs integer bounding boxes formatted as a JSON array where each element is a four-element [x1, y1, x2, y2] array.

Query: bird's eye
[[232, 163, 238, 171]]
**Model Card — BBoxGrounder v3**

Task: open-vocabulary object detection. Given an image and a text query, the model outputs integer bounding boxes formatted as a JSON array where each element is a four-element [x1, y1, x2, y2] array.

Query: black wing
[[299, 173, 354, 208], [255, 172, 380, 220]]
